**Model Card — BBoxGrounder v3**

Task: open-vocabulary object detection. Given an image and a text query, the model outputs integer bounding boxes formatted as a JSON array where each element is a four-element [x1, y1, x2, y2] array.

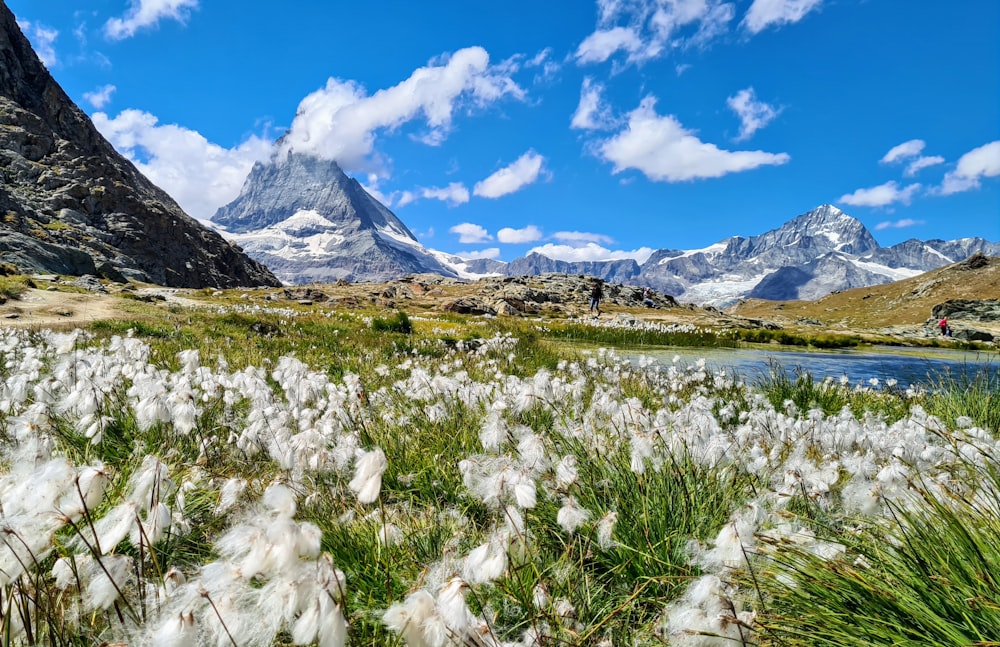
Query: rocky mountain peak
[[762, 204, 878, 255], [0, 2, 279, 287], [212, 149, 457, 284], [214, 150, 417, 242]]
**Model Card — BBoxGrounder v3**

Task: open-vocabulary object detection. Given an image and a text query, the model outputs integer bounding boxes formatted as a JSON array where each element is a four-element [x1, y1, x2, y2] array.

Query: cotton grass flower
[[349, 448, 388, 504]]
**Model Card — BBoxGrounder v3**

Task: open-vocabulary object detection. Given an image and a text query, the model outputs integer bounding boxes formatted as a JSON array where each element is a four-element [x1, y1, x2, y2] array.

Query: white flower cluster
[[0, 325, 995, 645]]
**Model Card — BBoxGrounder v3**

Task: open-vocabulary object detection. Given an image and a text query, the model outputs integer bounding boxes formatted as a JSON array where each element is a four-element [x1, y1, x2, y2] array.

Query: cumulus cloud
[[528, 242, 655, 263], [576, 0, 735, 65], [599, 97, 790, 181], [497, 225, 543, 244], [880, 139, 925, 164], [742, 0, 822, 34], [420, 183, 470, 206], [571, 77, 616, 130], [727, 87, 780, 140], [939, 141, 1000, 195], [553, 231, 616, 245], [874, 218, 924, 231], [473, 151, 548, 198], [83, 84, 117, 109], [879, 139, 944, 177], [449, 222, 493, 244], [456, 248, 501, 260], [279, 47, 524, 172], [904, 155, 944, 176], [575, 26, 643, 64], [105, 0, 199, 40], [838, 181, 921, 207], [92, 109, 273, 220], [16, 20, 58, 67]]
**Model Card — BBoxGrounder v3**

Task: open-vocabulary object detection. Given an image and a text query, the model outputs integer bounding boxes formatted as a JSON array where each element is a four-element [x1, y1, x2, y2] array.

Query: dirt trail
[[0, 289, 123, 328]]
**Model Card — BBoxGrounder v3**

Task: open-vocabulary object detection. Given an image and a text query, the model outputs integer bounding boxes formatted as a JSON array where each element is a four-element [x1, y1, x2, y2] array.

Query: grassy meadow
[[0, 292, 998, 646]]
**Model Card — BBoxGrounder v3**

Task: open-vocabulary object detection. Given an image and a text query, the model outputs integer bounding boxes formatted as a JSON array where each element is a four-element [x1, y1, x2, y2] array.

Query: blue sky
[[10, 0, 999, 262]]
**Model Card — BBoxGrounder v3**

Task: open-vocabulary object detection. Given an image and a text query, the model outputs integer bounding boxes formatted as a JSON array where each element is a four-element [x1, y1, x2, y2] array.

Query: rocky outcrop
[[0, 3, 279, 287], [931, 299, 1000, 323]]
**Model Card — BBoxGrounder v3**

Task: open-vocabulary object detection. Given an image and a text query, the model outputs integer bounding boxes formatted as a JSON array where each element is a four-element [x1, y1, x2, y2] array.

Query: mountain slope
[[483, 205, 997, 306], [213, 152, 463, 284], [0, 2, 278, 287], [728, 253, 1000, 337]]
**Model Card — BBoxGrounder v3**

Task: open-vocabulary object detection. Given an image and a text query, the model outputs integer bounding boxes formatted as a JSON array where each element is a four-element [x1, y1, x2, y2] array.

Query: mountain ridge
[[0, 1, 279, 288], [211, 144, 998, 304]]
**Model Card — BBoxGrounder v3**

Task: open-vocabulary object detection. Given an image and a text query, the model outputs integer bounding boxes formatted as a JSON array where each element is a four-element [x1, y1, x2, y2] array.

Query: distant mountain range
[[0, 3, 278, 288], [214, 152, 999, 306]]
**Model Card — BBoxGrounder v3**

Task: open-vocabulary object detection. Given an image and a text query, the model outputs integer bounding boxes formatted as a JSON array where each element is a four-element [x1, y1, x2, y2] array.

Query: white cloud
[[525, 47, 560, 83], [473, 151, 548, 198], [881, 139, 925, 164], [577, 0, 736, 66], [83, 84, 117, 109], [105, 0, 199, 40], [571, 77, 616, 130], [421, 183, 470, 206], [395, 191, 418, 207], [279, 47, 524, 173], [742, 0, 822, 34], [529, 242, 655, 264], [904, 155, 944, 177], [727, 87, 780, 140], [553, 231, 616, 246], [497, 225, 543, 244], [939, 141, 1000, 195], [838, 181, 921, 207], [456, 248, 501, 260], [92, 109, 274, 220], [879, 140, 944, 177], [575, 26, 643, 64], [874, 218, 924, 231], [599, 97, 790, 181], [449, 222, 493, 244], [16, 20, 58, 67]]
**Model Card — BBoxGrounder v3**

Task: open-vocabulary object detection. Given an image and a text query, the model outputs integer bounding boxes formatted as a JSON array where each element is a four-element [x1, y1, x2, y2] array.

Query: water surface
[[626, 346, 998, 389]]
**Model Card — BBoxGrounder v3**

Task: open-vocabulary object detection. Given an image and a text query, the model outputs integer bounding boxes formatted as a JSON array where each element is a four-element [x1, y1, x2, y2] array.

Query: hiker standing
[[589, 279, 603, 315], [938, 317, 949, 336]]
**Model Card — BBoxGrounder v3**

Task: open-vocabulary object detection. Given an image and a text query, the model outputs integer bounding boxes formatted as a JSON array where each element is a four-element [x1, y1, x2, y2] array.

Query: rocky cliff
[[0, 2, 279, 287]]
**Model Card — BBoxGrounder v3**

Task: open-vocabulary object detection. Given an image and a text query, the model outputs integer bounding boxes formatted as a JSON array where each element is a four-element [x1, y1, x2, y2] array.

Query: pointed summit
[[0, 2, 278, 287], [213, 151, 458, 284]]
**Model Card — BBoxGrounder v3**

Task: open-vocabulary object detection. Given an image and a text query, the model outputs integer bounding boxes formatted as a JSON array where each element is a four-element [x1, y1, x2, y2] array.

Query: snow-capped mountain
[[213, 152, 468, 283], [483, 205, 999, 306], [212, 154, 998, 301]]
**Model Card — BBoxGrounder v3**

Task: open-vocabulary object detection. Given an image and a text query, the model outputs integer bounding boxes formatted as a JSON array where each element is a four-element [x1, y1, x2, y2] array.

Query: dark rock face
[[0, 3, 279, 287], [931, 299, 1000, 323]]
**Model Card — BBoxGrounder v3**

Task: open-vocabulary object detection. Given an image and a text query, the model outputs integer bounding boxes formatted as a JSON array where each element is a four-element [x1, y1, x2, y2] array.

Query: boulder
[[442, 298, 496, 316], [931, 299, 1000, 323]]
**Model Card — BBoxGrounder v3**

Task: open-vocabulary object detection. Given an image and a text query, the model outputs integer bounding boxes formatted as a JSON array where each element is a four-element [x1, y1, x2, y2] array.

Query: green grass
[[751, 453, 1000, 646], [1, 302, 994, 645], [924, 363, 1000, 435], [371, 310, 413, 334], [541, 320, 734, 348], [0, 274, 34, 300], [737, 328, 863, 349]]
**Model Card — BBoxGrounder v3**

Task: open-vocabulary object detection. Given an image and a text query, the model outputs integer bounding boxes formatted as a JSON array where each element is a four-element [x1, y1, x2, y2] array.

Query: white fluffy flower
[[349, 448, 388, 504]]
